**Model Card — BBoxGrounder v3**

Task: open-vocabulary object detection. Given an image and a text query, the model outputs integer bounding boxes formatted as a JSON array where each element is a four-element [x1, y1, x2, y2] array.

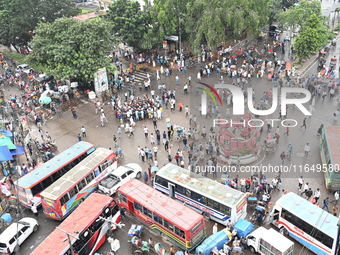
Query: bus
[[270, 192, 337, 255], [118, 179, 206, 251], [41, 147, 117, 220], [320, 125, 340, 189], [15, 141, 95, 208], [154, 163, 247, 225], [31, 193, 120, 255]]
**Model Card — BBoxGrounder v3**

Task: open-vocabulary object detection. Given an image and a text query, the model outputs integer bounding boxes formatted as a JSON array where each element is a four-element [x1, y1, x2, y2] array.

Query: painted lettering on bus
[[176, 195, 214, 215]]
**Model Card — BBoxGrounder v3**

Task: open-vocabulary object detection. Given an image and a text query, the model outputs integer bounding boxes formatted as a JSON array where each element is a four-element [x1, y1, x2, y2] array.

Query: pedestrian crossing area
[[132, 70, 152, 84]]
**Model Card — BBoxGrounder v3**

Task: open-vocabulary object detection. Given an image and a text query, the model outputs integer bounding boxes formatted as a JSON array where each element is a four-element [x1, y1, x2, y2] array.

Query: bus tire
[[283, 228, 289, 236], [161, 232, 169, 242], [249, 246, 256, 253], [202, 212, 210, 220]]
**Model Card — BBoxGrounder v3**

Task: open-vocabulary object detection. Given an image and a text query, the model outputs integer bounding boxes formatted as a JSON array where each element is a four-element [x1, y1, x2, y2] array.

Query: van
[[0, 217, 39, 254]]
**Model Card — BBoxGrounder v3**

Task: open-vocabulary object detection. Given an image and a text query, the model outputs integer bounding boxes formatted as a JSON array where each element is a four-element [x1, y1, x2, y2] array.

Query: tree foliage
[[0, 0, 80, 51], [105, 0, 149, 49], [275, 0, 322, 28], [185, 0, 271, 49], [294, 14, 330, 59], [268, 0, 297, 24], [29, 18, 117, 80]]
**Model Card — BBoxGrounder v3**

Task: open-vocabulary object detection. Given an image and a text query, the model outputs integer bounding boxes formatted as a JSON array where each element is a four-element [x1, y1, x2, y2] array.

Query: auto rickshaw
[[332, 39, 336, 47], [317, 58, 326, 72], [330, 57, 337, 67], [319, 51, 326, 58], [325, 46, 331, 53]]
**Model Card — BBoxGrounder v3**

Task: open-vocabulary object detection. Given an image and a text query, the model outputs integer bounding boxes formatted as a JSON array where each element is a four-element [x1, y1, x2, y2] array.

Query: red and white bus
[[41, 147, 117, 220], [31, 193, 120, 255], [118, 179, 206, 251], [15, 141, 95, 207]]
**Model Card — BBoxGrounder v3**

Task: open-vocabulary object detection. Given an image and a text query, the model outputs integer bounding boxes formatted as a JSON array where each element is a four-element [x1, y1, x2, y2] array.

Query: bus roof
[[119, 179, 204, 230], [41, 148, 114, 200], [156, 163, 245, 206], [31, 193, 113, 255], [324, 126, 340, 163], [276, 192, 337, 237], [15, 141, 94, 189]]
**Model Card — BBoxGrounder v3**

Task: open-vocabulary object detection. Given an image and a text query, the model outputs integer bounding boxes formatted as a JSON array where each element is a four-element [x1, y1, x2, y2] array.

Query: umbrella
[[39, 96, 52, 105], [151, 166, 158, 173], [10, 97, 16, 101]]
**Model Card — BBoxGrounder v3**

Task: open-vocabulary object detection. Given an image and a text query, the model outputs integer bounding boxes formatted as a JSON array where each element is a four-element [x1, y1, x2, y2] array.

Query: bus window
[[60, 194, 69, 205], [273, 209, 279, 220], [185, 189, 191, 198], [175, 227, 185, 239], [68, 186, 78, 198], [94, 168, 100, 176], [167, 223, 174, 232], [189, 191, 196, 200], [163, 219, 170, 229], [77, 179, 87, 191], [111, 204, 119, 215], [176, 185, 184, 194], [153, 214, 158, 222], [207, 198, 213, 208], [143, 206, 148, 216], [147, 209, 153, 218], [220, 204, 231, 215], [213, 201, 220, 211], [134, 202, 142, 212]]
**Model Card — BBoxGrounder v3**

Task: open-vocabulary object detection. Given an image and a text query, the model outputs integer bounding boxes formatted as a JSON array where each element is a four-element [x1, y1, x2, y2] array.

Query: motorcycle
[[42, 151, 55, 162], [35, 139, 58, 152]]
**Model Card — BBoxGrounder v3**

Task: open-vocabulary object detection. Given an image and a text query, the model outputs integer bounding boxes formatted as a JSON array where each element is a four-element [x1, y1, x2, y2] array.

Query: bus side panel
[[42, 198, 62, 220], [278, 221, 331, 255], [62, 184, 98, 219]]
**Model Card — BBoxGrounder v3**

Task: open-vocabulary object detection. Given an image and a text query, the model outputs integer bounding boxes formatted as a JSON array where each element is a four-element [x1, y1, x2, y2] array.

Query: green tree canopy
[[275, 0, 322, 28], [29, 18, 117, 81], [105, 0, 149, 49], [294, 13, 331, 59], [0, 0, 80, 51], [185, 0, 271, 49]]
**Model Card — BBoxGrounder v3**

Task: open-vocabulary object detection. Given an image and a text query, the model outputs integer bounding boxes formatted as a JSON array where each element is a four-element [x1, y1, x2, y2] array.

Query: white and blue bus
[[154, 163, 247, 225], [270, 192, 337, 255]]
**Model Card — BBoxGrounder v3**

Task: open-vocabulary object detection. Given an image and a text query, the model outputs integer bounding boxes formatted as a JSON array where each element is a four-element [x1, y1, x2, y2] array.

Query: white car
[[16, 64, 34, 74], [0, 217, 39, 254], [98, 163, 142, 196]]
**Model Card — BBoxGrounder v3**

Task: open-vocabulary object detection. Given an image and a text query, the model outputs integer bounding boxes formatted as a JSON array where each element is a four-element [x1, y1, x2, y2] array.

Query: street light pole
[[178, 13, 182, 59], [56, 227, 79, 255]]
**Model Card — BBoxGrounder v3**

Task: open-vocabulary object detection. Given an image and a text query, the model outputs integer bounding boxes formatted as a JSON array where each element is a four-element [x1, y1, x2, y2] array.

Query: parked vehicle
[[246, 227, 294, 255], [98, 163, 142, 195], [16, 64, 34, 74], [0, 217, 39, 254]]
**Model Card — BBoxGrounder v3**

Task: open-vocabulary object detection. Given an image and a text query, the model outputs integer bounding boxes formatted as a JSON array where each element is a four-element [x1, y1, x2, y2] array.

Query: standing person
[[332, 204, 338, 216], [314, 188, 321, 204], [212, 223, 218, 234], [153, 145, 158, 158], [280, 151, 286, 165], [284, 124, 290, 136], [45, 132, 51, 141], [175, 75, 179, 85], [304, 188, 312, 200], [300, 118, 307, 130], [39, 128, 44, 140], [298, 176, 304, 191], [322, 197, 330, 212], [143, 126, 149, 139], [334, 191, 339, 205], [304, 143, 311, 156], [256, 213, 263, 226], [301, 182, 309, 196], [71, 107, 77, 119], [143, 172, 149, 184], [170, 245, 176, 255], [81, 126, 86, 137], [140, 149, 146, 162], [113, 135, 118, 148], [31, 202, 38, 217], [7, 176, 14, 190], [77, 134, 82, 141], [120, 207, 127, 220]]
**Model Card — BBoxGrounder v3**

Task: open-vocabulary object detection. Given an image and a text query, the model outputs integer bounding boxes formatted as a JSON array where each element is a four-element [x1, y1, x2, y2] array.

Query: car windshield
[[0, 243, 7, 248], [100, 174, 120, 189]]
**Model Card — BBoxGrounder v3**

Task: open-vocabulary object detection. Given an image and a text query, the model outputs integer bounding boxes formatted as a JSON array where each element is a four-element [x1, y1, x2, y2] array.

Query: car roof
[[17, 64, 29, 68], [112, 165, 132, 176]]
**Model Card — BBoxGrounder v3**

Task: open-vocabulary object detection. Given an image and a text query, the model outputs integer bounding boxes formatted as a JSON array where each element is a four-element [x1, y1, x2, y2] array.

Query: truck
[[246, 227, 294, 255]]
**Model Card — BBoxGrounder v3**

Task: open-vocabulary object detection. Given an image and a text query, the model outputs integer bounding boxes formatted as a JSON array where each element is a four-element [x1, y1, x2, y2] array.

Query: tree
[[0, 0, 80, 51], [186, 0, 271, 49], [29, 18, 117, 81], [105, 0, 149, 49], [268, 0, 297, 24], [275, 0, 323, 28], [294, 14, 331, 59]]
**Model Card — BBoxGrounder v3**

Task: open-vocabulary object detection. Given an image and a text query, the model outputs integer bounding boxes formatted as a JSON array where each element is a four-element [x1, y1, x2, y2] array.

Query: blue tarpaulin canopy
[[0, 137, 16, 150], [0, 146, 13, 161], [0, 129, 13, 138], [234, 219, 254, 237], [10, 145, 24, 155]]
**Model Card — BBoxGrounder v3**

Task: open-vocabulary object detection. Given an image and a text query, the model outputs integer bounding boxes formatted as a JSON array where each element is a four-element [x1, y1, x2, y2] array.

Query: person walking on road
[[300, 118, 307, 130], [322, 197, 330, 212], [81, 126, 86, 137], [280, 152, 286, 165], [313, 188, 321, 204], [334, 191, 339, 205], [298, 176, 304, 191], [71, 107, 78, 119], [301, 182, 309, 196], [212, 223, 218, 234], [304, 143, 311, 156]]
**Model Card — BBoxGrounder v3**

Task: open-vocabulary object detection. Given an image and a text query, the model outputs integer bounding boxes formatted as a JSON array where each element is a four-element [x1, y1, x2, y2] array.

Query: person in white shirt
[[301, 182, 309, 196], [212, 223, 218, 234], [334, 191, 339, 205], [304, 143, 311, 156], [298, 176, 304, 191]]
